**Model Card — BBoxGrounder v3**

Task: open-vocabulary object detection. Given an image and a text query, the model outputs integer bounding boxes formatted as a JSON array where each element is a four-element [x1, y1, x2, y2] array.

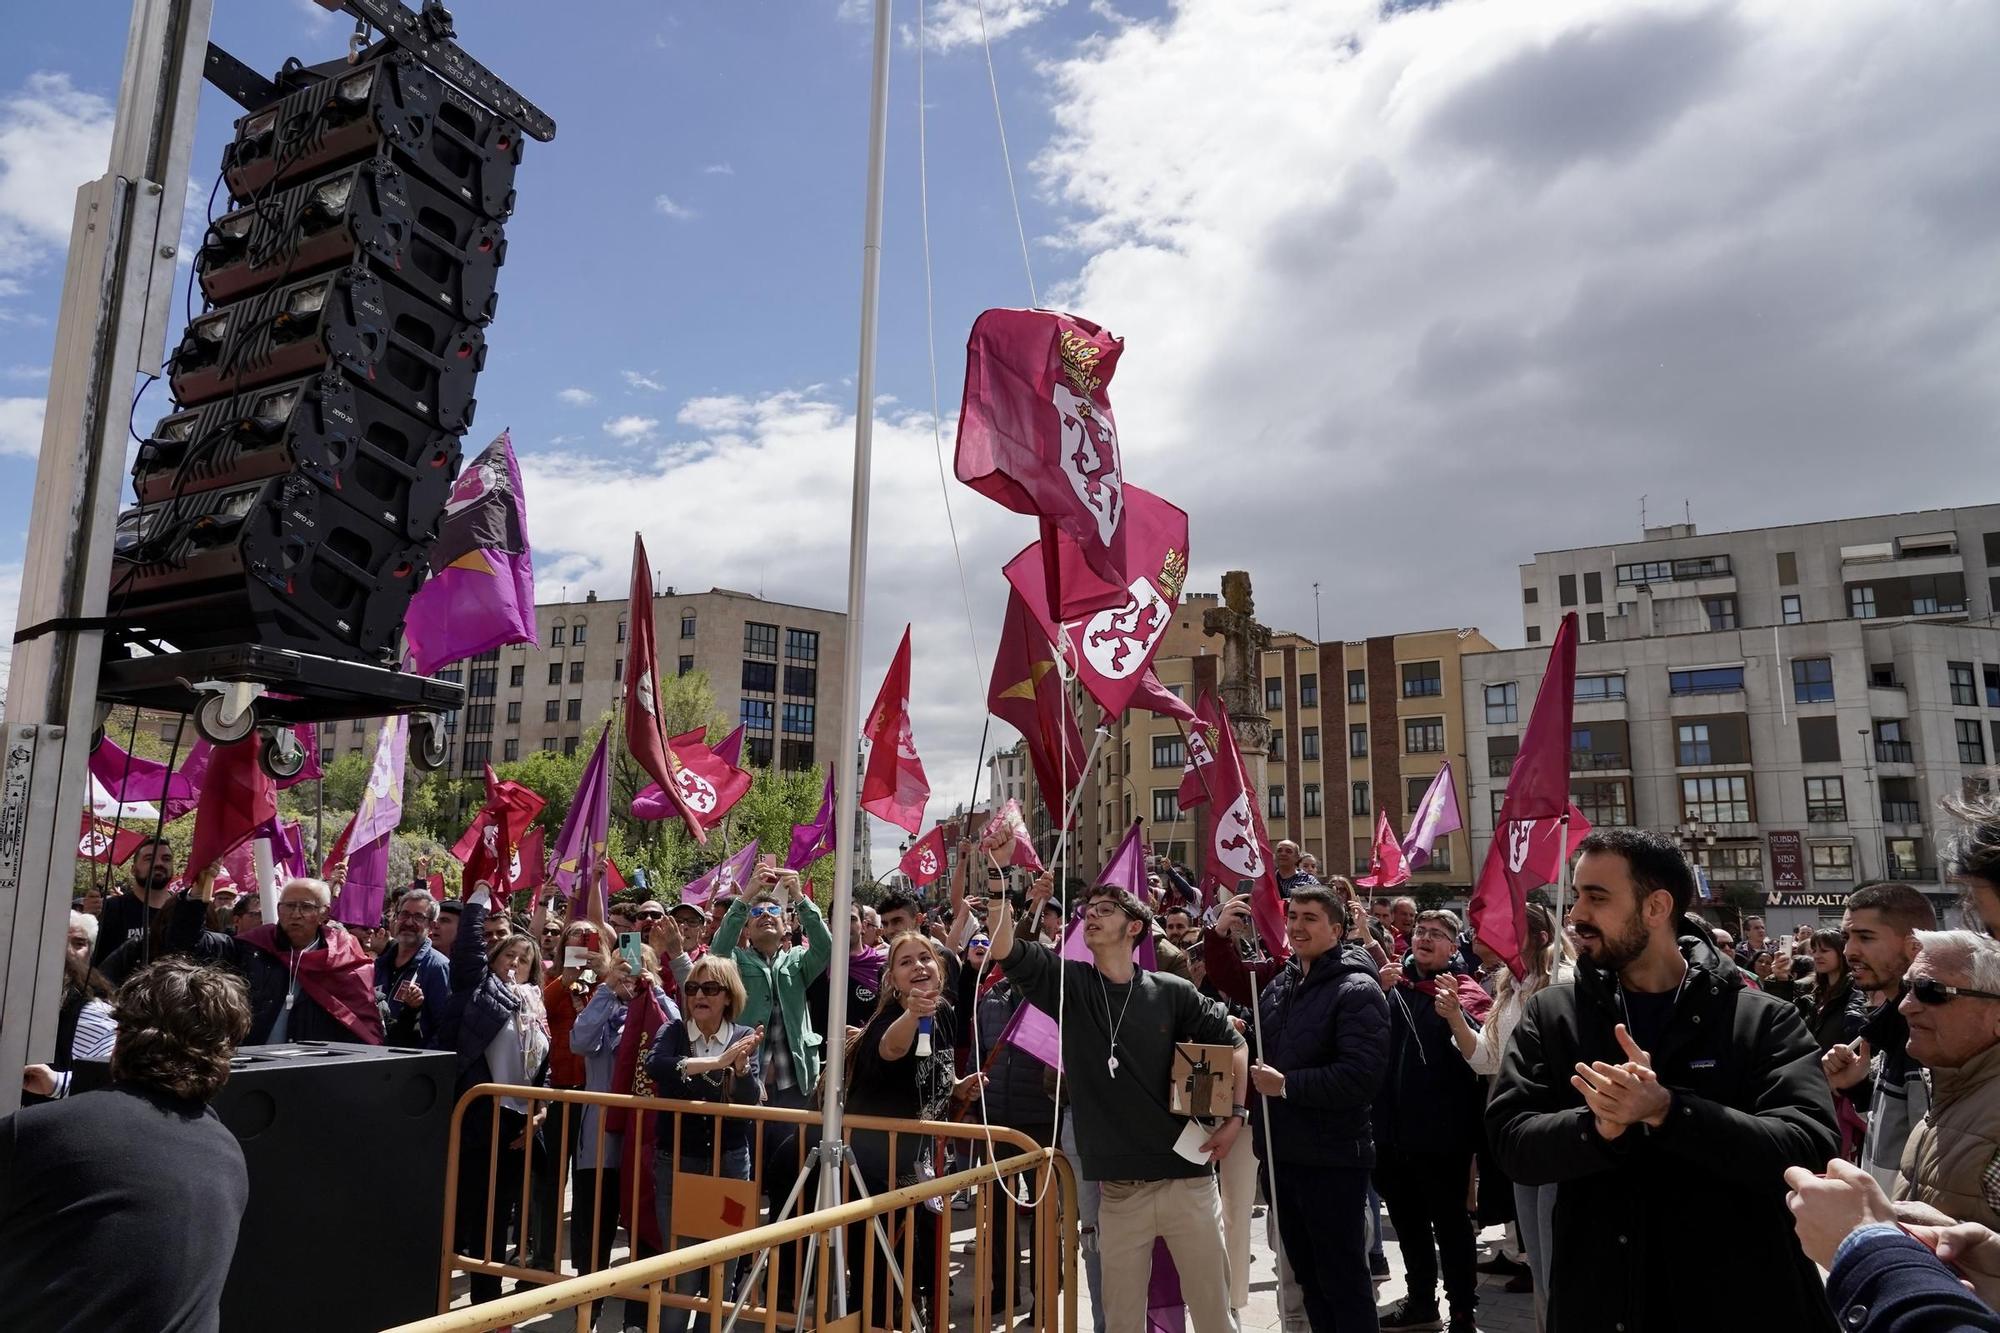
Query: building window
[[469, 664, 497, 698], [786, 628, 819, 661], [1523, 586, 1539, 604], [1270, 731, 1286, 762], [742, 699, 775, 732], [1875, 719, 1912, 764], [747, 736, 775, 767], [464, 702, 494, 733], [571, 622, 588, 645], [1792, 658, 1835, 704], [1587, 611, 1606, 641], [1303, 783, 1322, 817], [1811, 843, 1853, 882], [1559, 574, 1577, 607], [1153, 735, 1186, 768], [1346, 670, 1366, 703], [1301, 728, 1320, 761], [613, 659, 624, 683], [1406, 777, 1430, 814], [1573, 780, 1630, 828], [676, 655, 693, 676], [541, 737, 557, 753], [1264, 677, 1283, 711], [1616, 555, 1731, 584], [1806, 777, 1846, 823], [1485, 683, 1518, 724], [743, 660, 777, 693], [505, 701, 521, 724], [1885, 838, 1922, 879], [778, 738, 811, 770], [1702, 596, 1738, 630], [1268, 786, 1286, 819], [1349, 725, 1368, 758], [503, 739, 519, 762], [1849, 586, 1876, 619], [1351, 782, 1370, 816], [564, 736, 580, 757], [1491, 790, 1508, 822], [1526, 626, 1542, 643], [782, 702, 816, 736], [1401, 661, 1443, 698], [1681, 775, 1751, 824], [1575, 673, 1626, 702], [784, 665, 817, 696], [1950, 661, 1978, 706], [1669, 666, 1744, 695], [676, 611, 694, 639], [1677, 723, 1712, 767], [616, 620, 627, 644], [1781, 595, 1804, 626], [1354, 839, 1373, 877], [743, 622, 778, 658], [1300, 674, 1318, 708], [461, 740, 490, 769], [1152, 789, 1178, 823], [547, 663, 562, 686], [543, 700, 560, 723], [1404, 717, 1444, 754], [509, 664, 525, 687], [566, 698, 582, 722], [1695, 845, 1764, 886], [569, 661, 585, 685], [1987, 666, 2000, 708], [549, 623, 565, 646], [1958, 718, 1988, 765]]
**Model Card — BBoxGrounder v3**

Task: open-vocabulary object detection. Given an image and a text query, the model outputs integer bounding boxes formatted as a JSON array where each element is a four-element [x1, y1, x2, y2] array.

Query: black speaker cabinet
[[75, 1041, 455, 1332]]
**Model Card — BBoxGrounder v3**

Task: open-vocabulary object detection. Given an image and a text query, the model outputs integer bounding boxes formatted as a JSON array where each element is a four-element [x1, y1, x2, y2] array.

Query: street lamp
[[1677, 818, 1725, 924], [1857, 727, 1877, 882]]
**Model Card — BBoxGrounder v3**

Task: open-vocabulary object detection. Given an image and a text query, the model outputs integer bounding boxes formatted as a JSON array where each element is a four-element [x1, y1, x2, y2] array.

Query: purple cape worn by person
[[784, 768, 835, 870], [551, 729, 612, 918], [403, 430, 537, 677]]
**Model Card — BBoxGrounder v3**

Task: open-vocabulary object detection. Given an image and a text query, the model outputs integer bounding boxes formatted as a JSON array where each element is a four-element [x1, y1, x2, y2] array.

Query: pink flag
[[551, 729, 612, 914], [1354, 811, 1409, 889], [1203, 710, 1288, 961], [682, 840, 760, 908], [1471, 612, 1581, 976], [333, 832, 391, 927], [187, 739, 276, 876], [899, 825, 949, 887], [785, 767, 836, 870], [977, 798, 1043, 873], [402, 431, 537, 676], [349, 715, 406, 850], [90, 734, 198, 805], [631, 726, 751, 826], [1100, 818, 1150, 901], [860, 626, 929, 834], [1401, 762, 1462, 871]]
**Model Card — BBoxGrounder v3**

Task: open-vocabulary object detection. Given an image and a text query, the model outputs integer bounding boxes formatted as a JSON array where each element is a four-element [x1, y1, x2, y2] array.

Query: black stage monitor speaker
[[75, 1041, 455, 1333]]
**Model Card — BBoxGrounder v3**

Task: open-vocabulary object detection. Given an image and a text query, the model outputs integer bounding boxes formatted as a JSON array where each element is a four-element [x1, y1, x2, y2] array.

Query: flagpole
[[816, 0, 893, 1242], [1553, 809, 1572, 937]]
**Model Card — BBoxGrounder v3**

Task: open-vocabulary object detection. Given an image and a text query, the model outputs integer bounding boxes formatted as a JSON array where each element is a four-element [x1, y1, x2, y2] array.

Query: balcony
[[1875, 741, 1914, 765], [1806, 806, 1848, 824], [1571, 751, 1628, 772], [1882, 800, 1922, 825], [1868, 686, 1910, 720]]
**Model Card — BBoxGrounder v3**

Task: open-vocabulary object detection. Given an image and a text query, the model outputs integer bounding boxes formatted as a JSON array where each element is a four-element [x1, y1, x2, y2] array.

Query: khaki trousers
[[1098, 1175, 1239, 1333]]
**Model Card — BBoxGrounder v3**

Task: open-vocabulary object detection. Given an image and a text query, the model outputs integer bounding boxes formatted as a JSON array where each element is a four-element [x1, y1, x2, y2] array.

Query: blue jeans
[[653, 1145, 754, 1333]]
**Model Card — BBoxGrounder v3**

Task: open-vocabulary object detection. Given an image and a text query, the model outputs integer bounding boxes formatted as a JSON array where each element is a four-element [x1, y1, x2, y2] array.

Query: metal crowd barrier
[[396, 1083, 1079, 1333]]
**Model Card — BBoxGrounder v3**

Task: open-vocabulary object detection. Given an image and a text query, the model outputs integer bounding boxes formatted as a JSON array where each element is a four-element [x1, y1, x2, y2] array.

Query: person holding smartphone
[[709, 868, 832, 1110]]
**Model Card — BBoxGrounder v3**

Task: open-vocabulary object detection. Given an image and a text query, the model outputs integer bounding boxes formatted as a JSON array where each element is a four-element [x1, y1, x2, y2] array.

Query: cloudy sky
[[3, 0, 1996, 863]]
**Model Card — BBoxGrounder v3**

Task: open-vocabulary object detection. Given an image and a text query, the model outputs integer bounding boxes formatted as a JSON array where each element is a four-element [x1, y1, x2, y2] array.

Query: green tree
[[317, 750, 372, 811]]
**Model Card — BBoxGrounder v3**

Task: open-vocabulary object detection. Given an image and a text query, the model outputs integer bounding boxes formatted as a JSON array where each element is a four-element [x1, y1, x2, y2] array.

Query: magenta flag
[[551, 729, 612, 906], [90, 735, 198, 804], [860, 626, 929, 835], [350, 715, 407, 850], [1402, 762, 1462, 870], [1003, 911, 1155, 1073], [162, 741, 213, 821], [1101, 818, 1150, 901], [403, 430, 536, 676], [976, 798, 1043, 873], [278, 722, 322, 790], [1355, 811, 1410, 890], [268, 819, 307, 881], [785, 768, 836, 870], [682, 839, 760, 908], [334, 832, 391, 927]]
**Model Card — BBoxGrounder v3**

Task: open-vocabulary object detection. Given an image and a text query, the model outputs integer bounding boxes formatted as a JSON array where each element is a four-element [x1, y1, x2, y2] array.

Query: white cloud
[[557, 387, 595, 405], [0, 396, 44, 457], [702, 163, 735, 176], [909, 0, 1066, 49], [602, 414, 660, 442], [675, 395, 753, 432], [0, 559, 20, 695], [653, 194, 696, 221], [0, 73, 115, 302], [623, 371, 668, 392]]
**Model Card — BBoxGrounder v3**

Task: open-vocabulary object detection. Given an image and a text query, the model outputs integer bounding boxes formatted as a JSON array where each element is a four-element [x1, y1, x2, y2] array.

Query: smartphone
[[618, 931, 644, 973], [564, 926, 600, 971], [757, 853, 777, 872]]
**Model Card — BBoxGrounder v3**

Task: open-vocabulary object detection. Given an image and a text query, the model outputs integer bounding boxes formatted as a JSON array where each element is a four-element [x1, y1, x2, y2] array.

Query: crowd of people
[[11, 791, 2000, 1333]]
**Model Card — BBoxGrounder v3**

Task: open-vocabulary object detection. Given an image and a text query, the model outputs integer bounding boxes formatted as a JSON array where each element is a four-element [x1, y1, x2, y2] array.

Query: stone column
[[1204, 570, 1273, 794]]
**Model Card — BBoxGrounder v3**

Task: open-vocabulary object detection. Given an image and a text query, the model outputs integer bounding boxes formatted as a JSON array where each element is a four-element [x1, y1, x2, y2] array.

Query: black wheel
[[258, 727, 306, 780], [410, 713, 450, 772], [194, 693, 256, 745]]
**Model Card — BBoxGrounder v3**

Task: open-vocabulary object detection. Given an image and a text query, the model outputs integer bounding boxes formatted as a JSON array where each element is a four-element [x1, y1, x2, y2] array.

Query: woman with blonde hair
[[1435, 901, 1572, 1329]]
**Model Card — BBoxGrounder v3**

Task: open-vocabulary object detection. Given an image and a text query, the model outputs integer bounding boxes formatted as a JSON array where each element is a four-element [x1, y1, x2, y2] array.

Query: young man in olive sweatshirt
[[988, 879, 1247, 1333]]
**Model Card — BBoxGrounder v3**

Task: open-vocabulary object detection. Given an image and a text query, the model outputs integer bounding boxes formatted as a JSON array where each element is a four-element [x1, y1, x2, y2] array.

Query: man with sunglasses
[[711, 868, 832, 1108], [1895, 929, 2000, 1230], [1488, 828, 1838, 1333], [986, 874, 1245, 1333], [1825, 882, 1939, 1194]]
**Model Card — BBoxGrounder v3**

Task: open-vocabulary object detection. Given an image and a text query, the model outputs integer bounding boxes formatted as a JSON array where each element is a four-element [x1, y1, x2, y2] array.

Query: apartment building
[[1468, 504, 2000, 930]]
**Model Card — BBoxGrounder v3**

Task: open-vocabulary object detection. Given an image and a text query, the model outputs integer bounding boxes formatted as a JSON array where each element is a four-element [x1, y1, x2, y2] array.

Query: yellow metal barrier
[[416, 1084, 1079, 1333]]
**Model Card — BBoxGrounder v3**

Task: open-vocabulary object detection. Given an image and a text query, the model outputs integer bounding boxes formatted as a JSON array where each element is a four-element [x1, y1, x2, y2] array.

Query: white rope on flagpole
[[973, 0, 1039, 308]]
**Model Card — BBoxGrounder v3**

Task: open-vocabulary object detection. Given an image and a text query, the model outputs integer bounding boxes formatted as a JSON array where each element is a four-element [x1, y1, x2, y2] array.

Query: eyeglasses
[[1083, 902, 1130, 921], [750, 904, 783, 918], [684, 982, 729, 997], [1908, 978, 2000, 1006], [277, 901, 323, 915], [1412, 929, 1456, 944], [636, 910, 665, 921], [394, 911, 431, 924]]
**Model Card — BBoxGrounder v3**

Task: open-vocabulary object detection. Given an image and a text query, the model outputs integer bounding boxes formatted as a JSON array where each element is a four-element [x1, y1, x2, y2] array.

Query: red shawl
[[238, 925, 386, 1044]]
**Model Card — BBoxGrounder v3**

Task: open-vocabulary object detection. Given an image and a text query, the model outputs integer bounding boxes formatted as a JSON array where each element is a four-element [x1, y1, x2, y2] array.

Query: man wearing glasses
[[985, 875, 1245, 1333], [1487, 827, 1838, 1333], [1894, 929, 2000, 1230], [172, 867, 385, 1044], [375, 888, 453, 1042]]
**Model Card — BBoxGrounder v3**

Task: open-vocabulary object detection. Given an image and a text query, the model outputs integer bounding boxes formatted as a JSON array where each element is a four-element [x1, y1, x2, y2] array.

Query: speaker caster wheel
[[194, 692, 258, 745], [258, 727, 307, 780], [410, 713, 450, 772]]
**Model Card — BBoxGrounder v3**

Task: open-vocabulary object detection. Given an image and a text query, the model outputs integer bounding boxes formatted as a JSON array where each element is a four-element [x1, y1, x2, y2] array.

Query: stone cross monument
[[1204, 570, 1273, 794]]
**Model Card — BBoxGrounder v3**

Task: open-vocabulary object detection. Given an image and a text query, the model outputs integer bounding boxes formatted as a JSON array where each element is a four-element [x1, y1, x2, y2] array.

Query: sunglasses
[[1908, 978, 2000, 1006], [684, 981, 729, 997], [750, 904, 783, 918], [636, 910, 666, 921], [969, 937, 990, 950]]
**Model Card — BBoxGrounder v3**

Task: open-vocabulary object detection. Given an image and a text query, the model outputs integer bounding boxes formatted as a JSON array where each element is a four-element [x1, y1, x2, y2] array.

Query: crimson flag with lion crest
[[622, 534, 714, 844]]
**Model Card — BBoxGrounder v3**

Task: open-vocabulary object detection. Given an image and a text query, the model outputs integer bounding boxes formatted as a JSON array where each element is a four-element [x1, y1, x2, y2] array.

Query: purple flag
[[682, 839, 760, 908], [1101, 818, 1149, 901], [1003, 910, 1153, 1072], [1148, 1241, 1185, 1333], [712, 724, 745, 769], [403, 430, 536, 676], [90, 735, 198, 805], [784, 768, 836, 870], [1400, 761, 1462, 871], [333, 832, 391, 927], [349, 716, 407, 850], [162, 741, 214, 822], [267, 819, 307, 881], [282, 722, 323, 789], [551, 730, 612, 903]]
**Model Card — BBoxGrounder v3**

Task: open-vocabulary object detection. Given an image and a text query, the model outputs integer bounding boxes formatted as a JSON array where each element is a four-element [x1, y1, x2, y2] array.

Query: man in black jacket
[[1488, 827, 1839, 1333], [1247, 885, 1389, 1332]]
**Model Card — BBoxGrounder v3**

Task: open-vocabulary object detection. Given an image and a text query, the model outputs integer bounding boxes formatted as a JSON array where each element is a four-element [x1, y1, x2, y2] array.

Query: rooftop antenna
[[1684, 498, 1692, 526], [1640, 494, 1648, 531]]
